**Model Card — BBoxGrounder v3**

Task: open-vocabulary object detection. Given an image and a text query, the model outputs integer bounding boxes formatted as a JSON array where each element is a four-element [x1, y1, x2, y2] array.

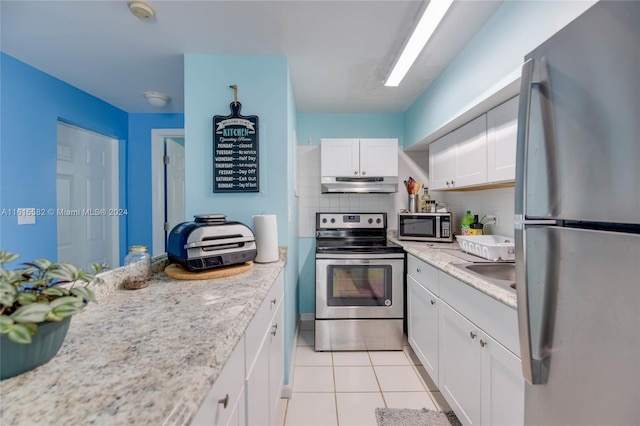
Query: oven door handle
[[315, 252, 405, 260]]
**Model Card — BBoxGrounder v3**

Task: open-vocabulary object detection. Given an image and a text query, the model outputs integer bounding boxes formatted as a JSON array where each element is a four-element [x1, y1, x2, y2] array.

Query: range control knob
[[368, 218, 373, 224], [322, 218, 327, 223], [376, 218, 382, 224], [330, 218, 335, 223]]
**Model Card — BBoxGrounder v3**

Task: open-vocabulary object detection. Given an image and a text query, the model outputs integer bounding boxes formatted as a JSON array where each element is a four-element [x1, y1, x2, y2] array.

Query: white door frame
[[151, 128, 185, 257]]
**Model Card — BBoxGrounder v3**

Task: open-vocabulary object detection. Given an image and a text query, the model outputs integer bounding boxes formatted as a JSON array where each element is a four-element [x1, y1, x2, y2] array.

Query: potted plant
[[0, 249, 107, 380]]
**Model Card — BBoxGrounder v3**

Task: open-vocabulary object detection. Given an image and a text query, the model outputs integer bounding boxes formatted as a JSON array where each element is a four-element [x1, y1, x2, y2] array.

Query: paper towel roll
[[253, 214, 279, 263]]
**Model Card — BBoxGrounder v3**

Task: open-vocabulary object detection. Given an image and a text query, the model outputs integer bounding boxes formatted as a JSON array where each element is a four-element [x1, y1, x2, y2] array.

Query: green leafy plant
[[0, 249, 108, 344]]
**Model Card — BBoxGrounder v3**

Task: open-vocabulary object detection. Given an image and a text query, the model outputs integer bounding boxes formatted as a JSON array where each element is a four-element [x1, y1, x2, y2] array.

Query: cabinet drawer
[[407, 255, 439, 296], [439, 271, 520, 357], [192, 335, 245, 426], [245, 271, 284, 372]]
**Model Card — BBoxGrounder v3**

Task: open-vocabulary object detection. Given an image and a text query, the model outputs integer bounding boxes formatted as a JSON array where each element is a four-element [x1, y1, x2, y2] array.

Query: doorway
[[151, 129, 185, 256], [56, 122, 119, 269]]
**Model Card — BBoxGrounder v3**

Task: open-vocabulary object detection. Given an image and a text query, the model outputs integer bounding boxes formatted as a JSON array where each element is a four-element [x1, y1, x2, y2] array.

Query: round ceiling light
[[144, 92, 170, 108], [128, 1, 155, 20]]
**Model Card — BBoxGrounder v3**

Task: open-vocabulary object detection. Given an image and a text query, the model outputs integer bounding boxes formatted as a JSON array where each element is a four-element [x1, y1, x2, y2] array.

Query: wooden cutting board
[[164, 262, 253, 280]]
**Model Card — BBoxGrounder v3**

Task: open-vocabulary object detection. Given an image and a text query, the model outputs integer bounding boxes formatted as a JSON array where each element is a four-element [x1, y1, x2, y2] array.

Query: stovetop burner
[[315, 212, 404, 254]]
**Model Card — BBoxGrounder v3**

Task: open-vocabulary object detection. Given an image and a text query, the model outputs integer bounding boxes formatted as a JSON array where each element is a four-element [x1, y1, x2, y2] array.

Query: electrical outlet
[[484, 213, 498, 227], [491, 212, 499, 228]]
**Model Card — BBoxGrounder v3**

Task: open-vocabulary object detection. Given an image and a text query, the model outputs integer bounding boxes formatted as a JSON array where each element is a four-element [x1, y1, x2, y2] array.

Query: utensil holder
[[408, 195, 417, 212]]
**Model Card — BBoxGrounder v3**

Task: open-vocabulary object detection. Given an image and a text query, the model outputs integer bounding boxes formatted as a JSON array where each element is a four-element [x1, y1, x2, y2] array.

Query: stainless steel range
[[315, 212, 405, 351]]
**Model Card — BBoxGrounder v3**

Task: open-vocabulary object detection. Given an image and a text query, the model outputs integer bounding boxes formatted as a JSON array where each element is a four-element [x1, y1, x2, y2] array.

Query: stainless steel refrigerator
[[515, 1, 640, 425]]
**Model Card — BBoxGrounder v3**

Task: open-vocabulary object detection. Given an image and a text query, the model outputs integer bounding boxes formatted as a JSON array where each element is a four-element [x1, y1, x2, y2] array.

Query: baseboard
[[299, 312, 314, 322], [280, 315, 302, 399]]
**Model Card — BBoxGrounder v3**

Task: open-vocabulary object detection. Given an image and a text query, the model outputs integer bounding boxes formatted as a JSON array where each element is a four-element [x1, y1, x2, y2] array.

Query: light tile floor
[[281, 321, 451, 426]]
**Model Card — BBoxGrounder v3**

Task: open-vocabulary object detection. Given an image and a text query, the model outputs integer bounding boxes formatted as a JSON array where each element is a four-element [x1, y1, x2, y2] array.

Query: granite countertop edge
[[0, 247, 288, 425], [387, 232, 517, 310]]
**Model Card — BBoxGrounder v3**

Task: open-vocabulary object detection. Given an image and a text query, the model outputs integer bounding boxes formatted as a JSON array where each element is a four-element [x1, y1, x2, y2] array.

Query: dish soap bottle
[[469, 215, 484, 235], [420, 187, 431, 212], [461, 210, 474, 235]]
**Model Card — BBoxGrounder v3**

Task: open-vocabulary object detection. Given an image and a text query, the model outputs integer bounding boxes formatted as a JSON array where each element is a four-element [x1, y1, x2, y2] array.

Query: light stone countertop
[[0, 248, 287, 425], [388, 232, 517, 310]]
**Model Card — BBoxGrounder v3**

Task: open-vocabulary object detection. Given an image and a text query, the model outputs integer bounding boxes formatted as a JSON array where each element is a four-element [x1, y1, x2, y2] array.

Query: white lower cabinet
[[193, 271, 285, 426], [439, 302, 482, 425], [407, 275, 439, 385], [192, 335, 246, 426], [480, 328, 524, 426], [246, 271, 285, 426], [406, 254, 524, 426]]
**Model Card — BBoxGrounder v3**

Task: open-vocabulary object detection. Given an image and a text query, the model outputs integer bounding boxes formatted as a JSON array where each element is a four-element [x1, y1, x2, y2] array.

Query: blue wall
[[184, 54, 299, 383], [127, 114, 184, 252], [0, 53, 128, 264], [0, 54, 185, 266], [403, 0, 594, 147], [295, 112, 404, 315], [298, 113, 403, 146]]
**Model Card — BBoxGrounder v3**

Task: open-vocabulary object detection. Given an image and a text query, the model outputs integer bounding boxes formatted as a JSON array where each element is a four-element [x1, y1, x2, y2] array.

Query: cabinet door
[[480, 332, 524, 426], [269, 300, 285, 424], [439, 302, 481, 426], [359, 138, 398, 176], [407, 276, 439, 385], [429, 132, 457, 190], [192, 336, 245, 426], [487, 96, 518, 183], [246, 334, 270, 426], [455, 115, 487, 188], [320, 138, 359, 177]]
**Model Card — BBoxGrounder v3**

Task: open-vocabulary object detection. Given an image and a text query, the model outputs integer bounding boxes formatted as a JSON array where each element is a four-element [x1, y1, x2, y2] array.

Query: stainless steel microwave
[[398, 212, 453, 242]]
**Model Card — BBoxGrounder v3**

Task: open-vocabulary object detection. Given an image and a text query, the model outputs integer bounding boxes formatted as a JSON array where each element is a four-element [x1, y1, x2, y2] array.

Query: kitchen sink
[[452, 263, 516, 293]]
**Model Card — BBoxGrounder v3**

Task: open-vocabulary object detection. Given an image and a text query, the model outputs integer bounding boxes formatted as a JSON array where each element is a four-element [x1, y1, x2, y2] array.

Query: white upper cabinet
[[429, 116, 487, 190], [429, 132, 457, 191], [487, 96, 518, 183], [321, 138, 398, 177], [429, 96, 518, 191], [455, 115, 488, 188]]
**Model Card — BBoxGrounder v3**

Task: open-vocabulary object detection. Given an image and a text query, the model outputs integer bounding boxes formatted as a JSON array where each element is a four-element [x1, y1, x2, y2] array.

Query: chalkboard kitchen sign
[[213, 98, 259, 192]]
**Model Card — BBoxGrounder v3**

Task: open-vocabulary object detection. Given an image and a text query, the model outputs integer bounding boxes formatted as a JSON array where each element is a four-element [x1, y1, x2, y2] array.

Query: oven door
[[315, 254, 404, 319]]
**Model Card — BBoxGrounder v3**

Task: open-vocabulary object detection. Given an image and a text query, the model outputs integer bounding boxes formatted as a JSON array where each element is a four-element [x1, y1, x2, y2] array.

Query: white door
[[165, 138, 185, 246], [151, 129, 185, 256], [56, 123, 118, 269]]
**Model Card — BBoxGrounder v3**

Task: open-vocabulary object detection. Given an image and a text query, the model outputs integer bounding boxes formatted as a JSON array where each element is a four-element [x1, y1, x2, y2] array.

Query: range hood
[[320, 176, 398, 193]]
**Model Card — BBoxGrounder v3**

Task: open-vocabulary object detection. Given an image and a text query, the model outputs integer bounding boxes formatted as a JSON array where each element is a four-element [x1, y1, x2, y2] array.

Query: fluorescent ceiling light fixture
[[385, 0, 455, 87]]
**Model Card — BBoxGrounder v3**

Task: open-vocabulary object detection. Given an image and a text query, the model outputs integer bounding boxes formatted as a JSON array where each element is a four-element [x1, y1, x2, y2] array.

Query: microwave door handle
[[435, 216, 441, 239]]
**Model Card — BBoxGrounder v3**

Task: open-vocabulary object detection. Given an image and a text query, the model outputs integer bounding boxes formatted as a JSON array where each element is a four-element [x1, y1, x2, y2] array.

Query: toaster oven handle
[[184, 237, 255, 249]]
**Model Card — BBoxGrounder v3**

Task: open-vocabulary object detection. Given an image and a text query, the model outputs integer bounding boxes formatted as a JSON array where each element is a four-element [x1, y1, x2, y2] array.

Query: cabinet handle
[[480, 339, 487, 348], [271, 298, 277, 305], [469, 331, 476, 339], [354, 170, 358, 175], [430, 299, 436, 305], [446, 181, 450, 187], [451, 180, 455, 186], [218, 394, 229, 409], [271, 323, 278, 336], [362, 170, 366, 175], [416, 267, 421, 273]]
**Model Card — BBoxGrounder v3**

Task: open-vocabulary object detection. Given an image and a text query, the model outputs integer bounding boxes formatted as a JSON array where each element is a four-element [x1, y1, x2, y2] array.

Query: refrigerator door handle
[[514, 58, 536, 217]]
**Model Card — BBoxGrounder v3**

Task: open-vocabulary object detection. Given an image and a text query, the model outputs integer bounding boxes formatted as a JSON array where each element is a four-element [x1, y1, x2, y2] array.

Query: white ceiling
[[1, 0, 502, 114]]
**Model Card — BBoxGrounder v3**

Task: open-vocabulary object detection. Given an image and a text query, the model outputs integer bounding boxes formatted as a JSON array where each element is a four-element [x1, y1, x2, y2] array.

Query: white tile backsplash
[[297, 145, 515, 238]]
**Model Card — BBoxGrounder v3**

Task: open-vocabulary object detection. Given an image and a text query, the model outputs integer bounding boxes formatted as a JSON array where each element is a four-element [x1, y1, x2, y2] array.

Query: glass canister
[[124, 245, 151, 290]]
